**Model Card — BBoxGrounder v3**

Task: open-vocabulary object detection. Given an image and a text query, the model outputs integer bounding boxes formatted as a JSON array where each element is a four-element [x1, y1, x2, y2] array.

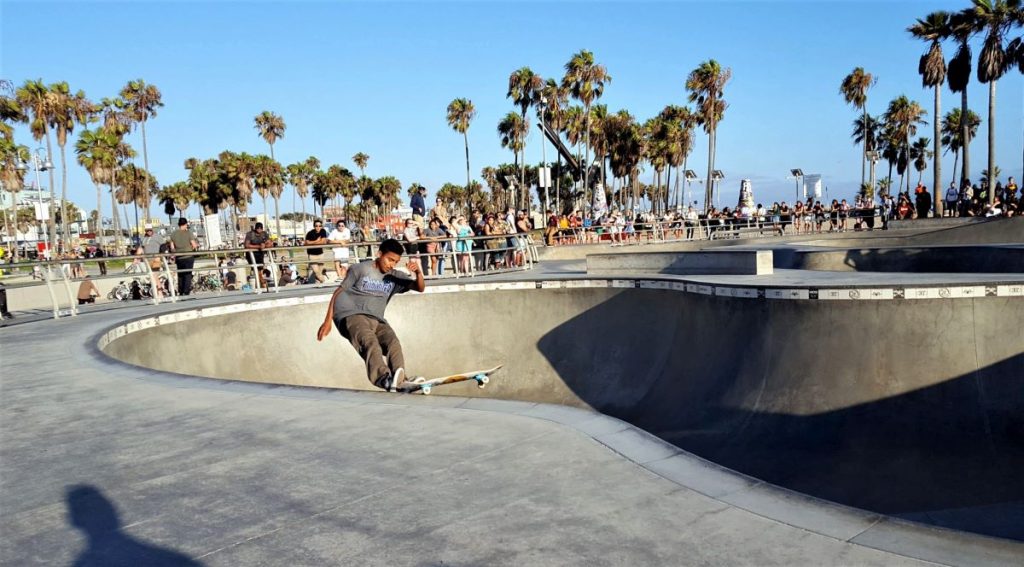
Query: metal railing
[[0, 234, 540, 320]]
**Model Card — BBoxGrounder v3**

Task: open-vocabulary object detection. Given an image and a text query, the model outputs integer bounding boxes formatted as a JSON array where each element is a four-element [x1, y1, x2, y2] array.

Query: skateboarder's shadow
[[66, 484, 204, 567]]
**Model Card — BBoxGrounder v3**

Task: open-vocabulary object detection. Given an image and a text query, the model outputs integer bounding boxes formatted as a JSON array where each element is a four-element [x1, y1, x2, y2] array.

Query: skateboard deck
[[396, 365, 503, 395]]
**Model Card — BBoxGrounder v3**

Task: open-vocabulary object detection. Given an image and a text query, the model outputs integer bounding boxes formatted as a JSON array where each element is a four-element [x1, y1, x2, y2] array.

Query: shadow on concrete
[[781, 246, 1024, 273], [66, 484, 204, 567], [534, 289, 1024, 541]]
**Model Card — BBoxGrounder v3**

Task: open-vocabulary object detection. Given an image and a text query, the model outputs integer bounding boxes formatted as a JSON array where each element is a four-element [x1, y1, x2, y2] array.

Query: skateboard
[[397, 365, 503, 395]]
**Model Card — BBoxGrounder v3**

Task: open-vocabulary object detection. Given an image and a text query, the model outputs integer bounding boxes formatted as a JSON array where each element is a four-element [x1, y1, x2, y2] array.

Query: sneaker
[[374, 373, 394, 392], [393, 367, 405, 388]]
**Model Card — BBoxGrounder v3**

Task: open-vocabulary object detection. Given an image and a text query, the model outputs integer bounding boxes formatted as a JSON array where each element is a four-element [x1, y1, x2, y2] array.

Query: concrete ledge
[[587, 250, 773, 275]]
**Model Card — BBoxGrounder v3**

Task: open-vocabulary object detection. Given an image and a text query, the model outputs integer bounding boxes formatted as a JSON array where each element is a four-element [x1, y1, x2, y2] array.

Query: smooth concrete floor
[[3, 261, 1024, 566]]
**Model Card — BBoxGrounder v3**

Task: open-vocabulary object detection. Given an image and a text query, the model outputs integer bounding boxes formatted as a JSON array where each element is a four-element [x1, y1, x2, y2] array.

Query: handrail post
[[163, 255, 177, 302], [42, 264, 59, 319], [247, 250, 261, 294], [57, 261, 77, 316]]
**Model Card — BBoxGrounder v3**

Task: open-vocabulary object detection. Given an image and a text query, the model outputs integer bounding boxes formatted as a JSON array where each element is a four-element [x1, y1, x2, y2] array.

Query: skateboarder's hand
[[406, 259, 421, 274], [316, 319, 332, 341]]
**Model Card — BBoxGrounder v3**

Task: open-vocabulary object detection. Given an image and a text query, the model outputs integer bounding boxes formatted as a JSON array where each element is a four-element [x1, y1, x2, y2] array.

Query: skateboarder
[[316, 238, 425, 391]]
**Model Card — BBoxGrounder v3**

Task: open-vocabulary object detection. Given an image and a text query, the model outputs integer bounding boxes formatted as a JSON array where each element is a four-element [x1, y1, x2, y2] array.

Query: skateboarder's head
[[376, 238, 404, 272]]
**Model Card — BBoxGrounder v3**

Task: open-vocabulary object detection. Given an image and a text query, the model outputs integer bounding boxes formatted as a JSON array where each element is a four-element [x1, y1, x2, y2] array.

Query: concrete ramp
[[101, 282, 1024, 541]]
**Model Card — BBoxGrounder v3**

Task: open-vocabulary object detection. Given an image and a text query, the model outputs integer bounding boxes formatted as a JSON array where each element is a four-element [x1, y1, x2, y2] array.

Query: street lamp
[[536, 97, 550, 213], [712, 170, 724, 209], [789, 168, 804, 203], [865, 151, 880, 198], [19, 148, 54, 255], [684, 170, 698, 208]]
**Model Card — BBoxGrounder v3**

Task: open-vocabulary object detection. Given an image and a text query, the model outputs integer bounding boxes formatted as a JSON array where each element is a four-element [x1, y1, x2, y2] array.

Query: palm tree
[[446, 98, 476, 198], [911, 136, 934, 185], [14, 79, 60, 248], [940, 108, 982, 187], [497, 112, 528, 206], [840, 67, 876, 188], [968, 0, 1020, 204], [852, 114, 881, 155], [1, 138, 29, 258], [909, 11, 949, 213], [883, 95, 928, 193], [508, 67, 543, 197], [286, 156, 320, 229], [157, 181, 195, 220], [75, 128, 118, 244], [120, 80, 163, 220], [253, 155, 284, 238], [540, 79, 569, 205], [49, 83, 95, 248], [687, 59, 731, 213], [253, 110, 285, 216], [353, 152, 369, 176], [945, 10, 977, 187], [562, 50, 611, 207]]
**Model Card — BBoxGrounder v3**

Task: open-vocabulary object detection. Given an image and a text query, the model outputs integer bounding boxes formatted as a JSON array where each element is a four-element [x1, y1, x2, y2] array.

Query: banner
[[204, 214, 222, 248]]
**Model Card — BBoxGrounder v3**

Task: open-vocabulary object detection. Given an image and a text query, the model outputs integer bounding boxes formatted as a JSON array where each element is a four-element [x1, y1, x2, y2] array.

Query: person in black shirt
[[304, 220, 329, 284]]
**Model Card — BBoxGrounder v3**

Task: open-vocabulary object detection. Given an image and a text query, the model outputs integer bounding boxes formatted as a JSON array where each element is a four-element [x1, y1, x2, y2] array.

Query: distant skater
[[316, 239, 425, 391]]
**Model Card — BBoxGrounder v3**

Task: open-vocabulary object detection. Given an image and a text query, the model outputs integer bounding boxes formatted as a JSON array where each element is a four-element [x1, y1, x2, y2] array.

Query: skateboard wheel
[[422, 386, 432, 395], [480, 376, 490, 385]]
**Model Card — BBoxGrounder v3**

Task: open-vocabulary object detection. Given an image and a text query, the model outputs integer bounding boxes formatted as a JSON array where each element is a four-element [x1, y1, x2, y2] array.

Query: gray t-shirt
[[332, 260, 415, 324], [141, 234, 164, 255]]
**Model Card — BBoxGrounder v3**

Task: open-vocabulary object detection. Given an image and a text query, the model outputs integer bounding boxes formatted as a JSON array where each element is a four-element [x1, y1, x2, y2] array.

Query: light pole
[[684, 170, 698, 209], [789, 168, 804, 204], [536, 97, 550, 214], [865, 151, 879, 200], [20, 148, 54, 255], [712, 170, 724, 210]]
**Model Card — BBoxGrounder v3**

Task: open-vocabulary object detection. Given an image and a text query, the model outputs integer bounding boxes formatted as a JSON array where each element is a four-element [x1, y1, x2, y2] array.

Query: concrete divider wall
[[587, 250, 773, 275]]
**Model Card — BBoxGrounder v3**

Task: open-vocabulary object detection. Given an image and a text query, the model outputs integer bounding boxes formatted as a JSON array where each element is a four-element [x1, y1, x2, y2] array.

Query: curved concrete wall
[[101, 281, 1024, 540]]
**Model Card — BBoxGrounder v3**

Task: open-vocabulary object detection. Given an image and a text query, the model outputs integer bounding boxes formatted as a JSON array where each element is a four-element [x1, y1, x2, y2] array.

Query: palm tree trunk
[[861, 105, 867, 187], [583, 103, 591, 211], [59, 143, 70, 250], [9, 194, 19, 260], [705, 125, 716, 213], [951, 150, 959, 189], [261, 195, 269, 228], [141, 119, 151, 223], [300, 198, 307, 237], [273, 195, 282, 240], [44, 127, 58, 252], [986, 80, 995, 205], [932, 85, 942, 216], [95, 182, 103, 247], [960, 88, 969, 186], [463, 131, 471, 196]]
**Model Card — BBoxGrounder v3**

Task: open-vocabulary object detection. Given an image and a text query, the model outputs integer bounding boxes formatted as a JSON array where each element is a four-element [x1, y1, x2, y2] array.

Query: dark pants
[[335, 314, 405, 387], [175, 256, 195, 296], [0, 283, 10, 316]]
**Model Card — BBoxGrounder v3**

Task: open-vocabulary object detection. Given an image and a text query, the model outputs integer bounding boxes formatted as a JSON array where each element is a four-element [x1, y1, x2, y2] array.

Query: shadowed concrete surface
[[3, 300, 957, 566], [104, 282, 1024, 546]]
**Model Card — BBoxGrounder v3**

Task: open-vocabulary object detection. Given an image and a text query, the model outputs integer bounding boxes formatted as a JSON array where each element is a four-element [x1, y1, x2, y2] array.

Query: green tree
[[157, 181, 196, 220], [446, 98, 476, 197], [75, 128, 120, 244], [497, 112, 528, 205], [967, 0, 1021, 203], [687, 60, 730, 213], [945, 10, 977, 186], [562, 50, 611, 206], [352, 152, 369, 176], [286, 156, 320, 228], [911, 136, 934, 185], [120, 79, 163, 220], [507, 67, 543, 200], [14, 79, 59, 247], [840, 67, 876, 188], [940, 108, 981, 187], [1, 138, 30, 257], [908, 11, 949, 212], [883, 95, 928, 193], [50, 82, 95, 248], [253, 155, 284, 237]]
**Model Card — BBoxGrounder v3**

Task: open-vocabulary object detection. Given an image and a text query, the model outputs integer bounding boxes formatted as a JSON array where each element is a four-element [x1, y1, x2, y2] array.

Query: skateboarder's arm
[[405, 258, 426, 293], [316, 285, 346, 341]]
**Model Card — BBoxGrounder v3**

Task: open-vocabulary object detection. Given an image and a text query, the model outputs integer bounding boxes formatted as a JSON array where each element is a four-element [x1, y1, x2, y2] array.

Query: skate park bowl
[[99, 277, 1024, 543]]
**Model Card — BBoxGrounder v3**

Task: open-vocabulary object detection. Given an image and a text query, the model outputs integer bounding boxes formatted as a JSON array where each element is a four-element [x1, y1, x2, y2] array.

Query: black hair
[[254, 222, 264, 230], [379, 238, 404, 256]]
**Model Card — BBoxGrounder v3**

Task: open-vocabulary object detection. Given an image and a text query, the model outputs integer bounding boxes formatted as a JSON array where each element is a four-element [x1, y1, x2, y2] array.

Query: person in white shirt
[[327, 219, 352, 280]]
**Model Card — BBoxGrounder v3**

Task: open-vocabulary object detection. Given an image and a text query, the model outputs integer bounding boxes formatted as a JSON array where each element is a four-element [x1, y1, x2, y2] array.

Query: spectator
[[305, 220, 329, 284], [140, 225, 164, 271], [896, 195, 913, 220], [327, 219, 351, 281], [77, 277, 100, 305], [0, 281, 13, 320], [168, 218, 199, 296], [544, 209, 558, 246], [410, 186, 427, 226], [915, 185, 931, 218], [244, 222, 274, 288], [514, 210, 531, 266], [944, 182, 959, 217], [421, 218, 447, 276], [483, 214, 505, 269], [401, 218, 422, 270], [452, 214, 473, 273]]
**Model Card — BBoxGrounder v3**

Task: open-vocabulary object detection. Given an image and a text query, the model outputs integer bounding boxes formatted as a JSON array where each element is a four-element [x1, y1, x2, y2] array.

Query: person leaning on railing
[[304, 220, 329, 284], [168, 217, 199, 296]]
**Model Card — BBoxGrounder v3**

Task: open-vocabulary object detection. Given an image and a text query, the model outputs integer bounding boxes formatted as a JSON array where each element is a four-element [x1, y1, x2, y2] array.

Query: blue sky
[[2, 0, 1022, 217]]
